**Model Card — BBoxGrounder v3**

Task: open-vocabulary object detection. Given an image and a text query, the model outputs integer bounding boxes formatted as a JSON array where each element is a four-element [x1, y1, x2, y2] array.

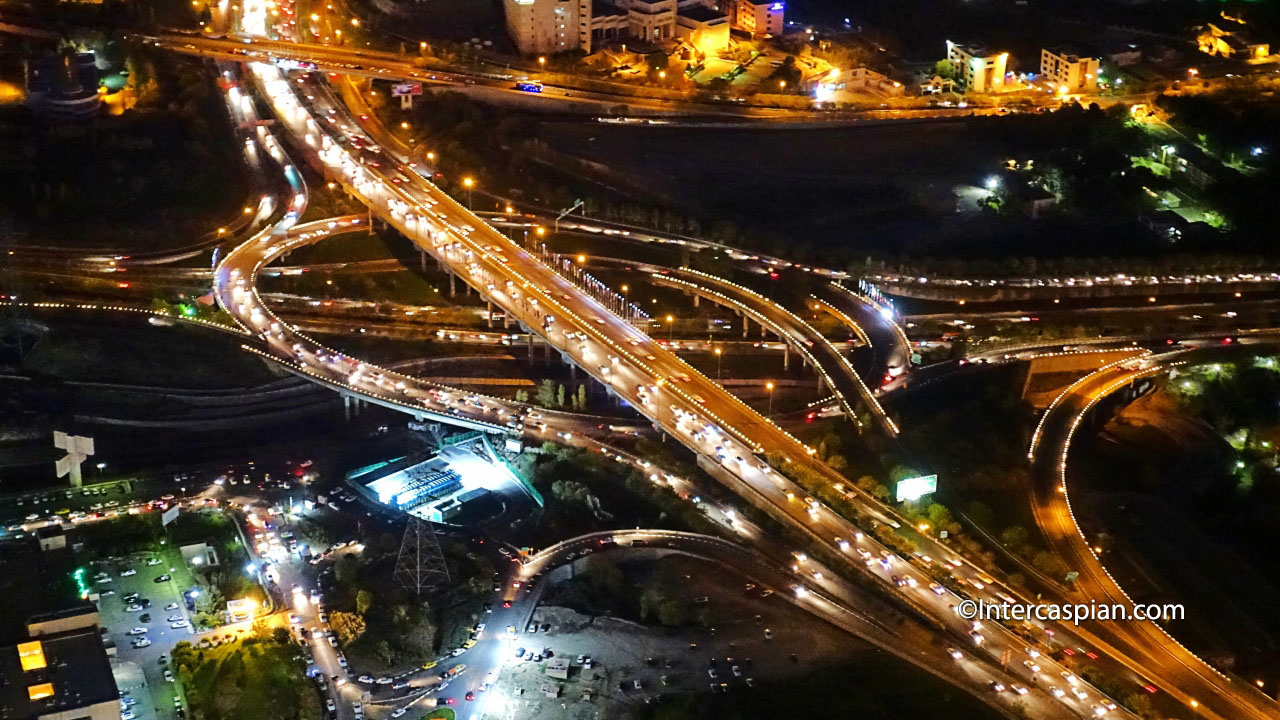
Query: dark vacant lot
[[536, 116, 1152, 267]]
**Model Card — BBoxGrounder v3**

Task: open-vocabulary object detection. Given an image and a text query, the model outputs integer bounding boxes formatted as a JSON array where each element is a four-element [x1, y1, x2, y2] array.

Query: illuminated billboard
[[895, 474, 937, 503]]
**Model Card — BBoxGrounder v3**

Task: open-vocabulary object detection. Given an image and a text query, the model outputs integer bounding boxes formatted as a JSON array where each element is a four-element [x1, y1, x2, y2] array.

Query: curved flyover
[[1029, 352, 1278, 720]]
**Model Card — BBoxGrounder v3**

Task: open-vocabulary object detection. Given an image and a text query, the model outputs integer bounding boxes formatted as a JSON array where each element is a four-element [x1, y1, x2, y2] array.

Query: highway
[[1027, 352, 1280, 720], [226, 60, 1202, 719], [649, 267, 898, 436]]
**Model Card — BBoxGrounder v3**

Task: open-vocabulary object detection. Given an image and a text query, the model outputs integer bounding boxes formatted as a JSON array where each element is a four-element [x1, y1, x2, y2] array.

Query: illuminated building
[[1040, 47, 1099, 93], [729, 0, 782, 37], [1, 609, 118, 720], [505, 0, 730, 55], [945, 41, 1008, 93]]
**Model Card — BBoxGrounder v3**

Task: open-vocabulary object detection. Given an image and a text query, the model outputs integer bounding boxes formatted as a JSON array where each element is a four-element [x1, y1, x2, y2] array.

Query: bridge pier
[[487, 302, 493, 329], [450, 273, 456, 297], [693, 295, 699, 308], [784, 344, 790, 370], [742, 317, 749, 338], [419, 249, 427, 271]]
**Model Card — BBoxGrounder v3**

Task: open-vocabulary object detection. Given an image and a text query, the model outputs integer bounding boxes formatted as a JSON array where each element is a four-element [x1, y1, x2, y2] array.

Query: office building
[[730, 0, 782, 37], [945, 41, 1008, 93], [1040, 47, 1100, 93]]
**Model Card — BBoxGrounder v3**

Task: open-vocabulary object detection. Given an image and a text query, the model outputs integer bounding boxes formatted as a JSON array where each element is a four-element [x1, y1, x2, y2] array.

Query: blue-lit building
[[347, 445, 524, 522]]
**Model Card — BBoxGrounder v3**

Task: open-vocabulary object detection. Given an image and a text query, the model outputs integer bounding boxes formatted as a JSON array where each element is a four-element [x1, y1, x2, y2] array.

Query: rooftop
[[0, 630, 118, 720], [679, 4, 726, 23]]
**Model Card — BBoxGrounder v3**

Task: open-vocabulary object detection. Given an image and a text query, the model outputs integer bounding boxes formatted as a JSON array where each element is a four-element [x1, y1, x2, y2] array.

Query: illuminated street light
[[426, 151, 436, 162], [400, 121, 410, 129], [538, 56, 546, 68], [766, 381, 775, 414], [463, 176, 475, 207], [715, 347, 723, 381], [535, 226, 546, 237], [350, 17, 360, 27], [666, 314, 675, 342]]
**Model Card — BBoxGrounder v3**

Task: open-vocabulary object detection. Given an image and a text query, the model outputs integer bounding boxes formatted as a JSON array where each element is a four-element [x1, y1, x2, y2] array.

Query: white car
[[121, 569, 137, 577], [131, 639, 152, 649], [164, 670, 174, 683], [1050, 686, 1066, 698], [170, 620, 189, 629], [122, 712, 136, 720], [391, 709, 407, 718], [168, 615, 184, 622], [328, 636, 338, 647], [352, 702, 363, 718], [127, 628, 148, 636], [375, 677, 393, 685]]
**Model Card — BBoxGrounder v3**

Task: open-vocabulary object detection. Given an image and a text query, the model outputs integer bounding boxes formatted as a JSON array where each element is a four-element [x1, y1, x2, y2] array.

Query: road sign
[[392, 83, 423, 97], [895, 474, 937, 502]]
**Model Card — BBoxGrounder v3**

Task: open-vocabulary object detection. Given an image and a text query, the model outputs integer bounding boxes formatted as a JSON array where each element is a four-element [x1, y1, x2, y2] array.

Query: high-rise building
[[1040, 47, 1099, 93], [945, 41, 1009, 93], [504, 0, 578, 55]]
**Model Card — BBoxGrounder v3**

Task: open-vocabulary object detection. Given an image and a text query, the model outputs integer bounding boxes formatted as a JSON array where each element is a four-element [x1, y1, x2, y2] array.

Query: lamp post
[[621, 284, 629, 321], [715, 347, 723, 381], [463, 176, 475, 208], [96, 462, 106, 481], [766, 381, 775, 415], [667, 314, 675, 342]]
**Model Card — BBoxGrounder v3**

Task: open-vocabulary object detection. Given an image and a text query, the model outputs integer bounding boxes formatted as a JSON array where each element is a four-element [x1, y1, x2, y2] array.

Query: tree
[[330, 611, 366, 646], [575, 384, 586, 410], [356, 589, 373, 615], [934, 59, 957, 80], [556, 383, 566, 407], [535, 379, 556, 408], [657, 599, 689, 627], [1000, 525, 1029, 548]]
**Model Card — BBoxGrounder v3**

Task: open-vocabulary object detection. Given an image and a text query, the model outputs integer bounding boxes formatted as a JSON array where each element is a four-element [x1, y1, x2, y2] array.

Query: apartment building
[[507, 0, 729, 55], [1040, 47, 1100, 93], [945, 40, 1008, 93]]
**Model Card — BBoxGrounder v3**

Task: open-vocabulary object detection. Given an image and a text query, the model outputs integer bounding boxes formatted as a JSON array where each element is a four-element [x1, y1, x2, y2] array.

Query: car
[[125, 604, 144, 613], [1049, 686, 1065, 698], [465, 692, 475, 702], [288, 614, 302, 624], [707, 668, 718, 679], [164, 669, 175, 683], [1073, 688, 1089, 701], [127, 628, 148, 636], [376, 677, 393, 685], [165, 602, 179, 611], [121, 569, 137, 577], [337, 656, 349, 670], [318, 612, 328, 623], [122, 712, 136, 720], [358, 676, 375, 684], [1024, 660, 1041, 673], [989, 680, 1005, 692], [139, 614, 152, 623], [154, 575, 171, 583], [170, 620, 189, 629], [326, 699, 337, 713], [168, 615, 184, 623], [131, 639, 152, 649], [763, 628, 773, 639], [391, 710, 407, 718], [947, 647, 963, 660], [352, 702, 363, 717], [1060, 671, 1078, 686], [575, 654, 585, 664], [1010, 684, 1028, 695], [147, 558, 162, 566], [328, 636, 338, 647], [100, 590, 116, 597], [731, 665, 742, 677]]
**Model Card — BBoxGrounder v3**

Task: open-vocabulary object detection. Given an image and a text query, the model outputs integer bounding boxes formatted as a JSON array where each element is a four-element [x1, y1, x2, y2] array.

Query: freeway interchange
[[3, 7, 1275, 720], [194, 38, 1280, 719]]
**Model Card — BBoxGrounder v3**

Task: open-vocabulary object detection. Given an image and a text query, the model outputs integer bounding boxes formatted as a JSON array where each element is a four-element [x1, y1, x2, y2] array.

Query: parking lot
[[486, 556, 867, 720], [94, 550, 200, 720]]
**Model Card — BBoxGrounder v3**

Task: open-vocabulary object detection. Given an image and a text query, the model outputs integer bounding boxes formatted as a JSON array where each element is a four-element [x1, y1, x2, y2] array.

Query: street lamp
[[666, 314, 675, 342], [779, 80, 787, 91], [96, 462, 106, 480], [463, 176, 475, 208], [714, 347, 723, 381], [766, 381, 775, 415], [426, 151, 436, 162], [538, 56, 546, 69]]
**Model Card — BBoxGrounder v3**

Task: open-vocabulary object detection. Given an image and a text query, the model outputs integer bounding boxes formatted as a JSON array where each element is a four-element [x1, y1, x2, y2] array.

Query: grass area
[[542, 555, 714, 628], [423, 709, 455, 720], [171, 634, 322, 720], [636, 649, 1003, 720], [14, 319, 279, 389]]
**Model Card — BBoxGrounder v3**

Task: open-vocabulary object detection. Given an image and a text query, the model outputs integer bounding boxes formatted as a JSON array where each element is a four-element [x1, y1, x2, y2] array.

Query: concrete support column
[[450, 273, 456, 297], [693, 295, 700, 308], [783, 344, 790, 371], [742, 317, 749, 338], [487, 302, 493, 329]]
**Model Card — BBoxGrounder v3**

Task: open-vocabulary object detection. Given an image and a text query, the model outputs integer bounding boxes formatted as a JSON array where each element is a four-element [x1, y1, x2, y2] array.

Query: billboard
[[895, 474, 937, 503], [161, 506, 181, 527], [392, 83, 423, 97]]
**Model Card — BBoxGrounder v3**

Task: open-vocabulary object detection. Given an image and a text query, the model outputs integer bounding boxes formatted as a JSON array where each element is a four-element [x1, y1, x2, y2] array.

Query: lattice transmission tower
[[393, 515, 451, 595]]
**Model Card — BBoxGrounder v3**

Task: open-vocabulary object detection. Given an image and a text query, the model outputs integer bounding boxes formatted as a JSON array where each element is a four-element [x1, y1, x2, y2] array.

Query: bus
[[514, 80, 543, 93]]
